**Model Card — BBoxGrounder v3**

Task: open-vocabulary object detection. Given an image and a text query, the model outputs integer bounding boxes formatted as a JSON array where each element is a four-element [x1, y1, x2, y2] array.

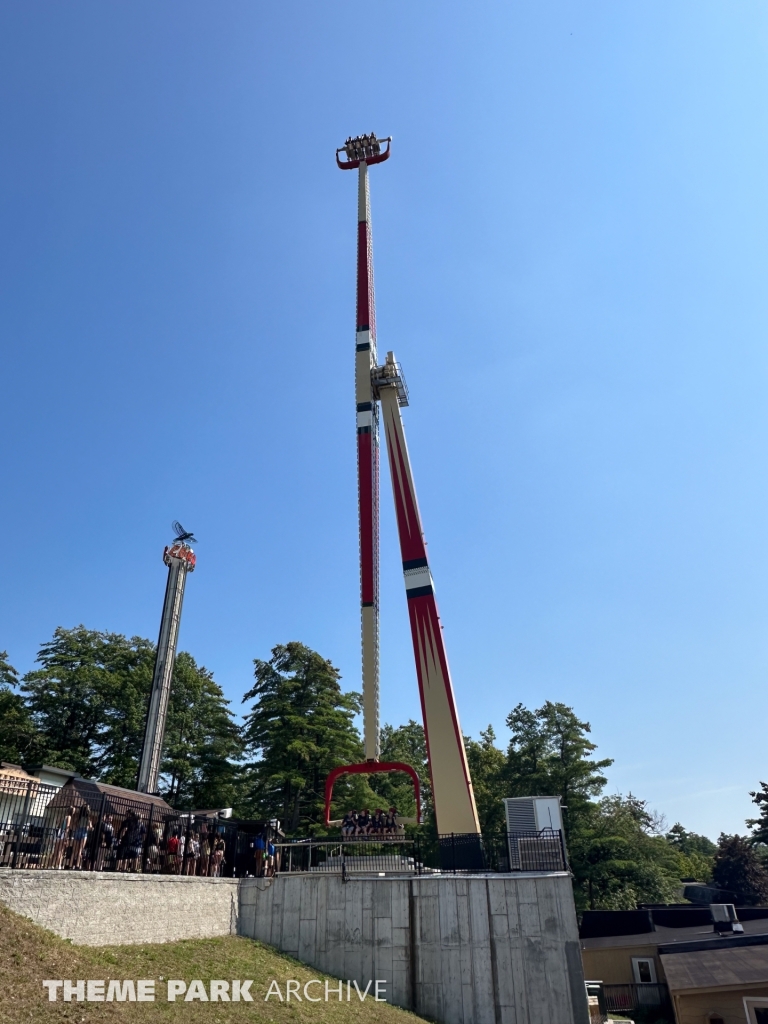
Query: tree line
[[2, 625, 768, 910]]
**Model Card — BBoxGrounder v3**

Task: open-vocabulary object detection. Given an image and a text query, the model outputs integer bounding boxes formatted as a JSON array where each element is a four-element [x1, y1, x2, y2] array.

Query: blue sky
[[1, 2, 766, 840]]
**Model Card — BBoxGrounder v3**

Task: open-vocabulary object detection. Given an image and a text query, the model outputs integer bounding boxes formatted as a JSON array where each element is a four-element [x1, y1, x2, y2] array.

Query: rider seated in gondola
[[341, 810, 357, 837], [371, 809, 385, 835], [385, 807, 399, 835], [356, 809, 370, 835]]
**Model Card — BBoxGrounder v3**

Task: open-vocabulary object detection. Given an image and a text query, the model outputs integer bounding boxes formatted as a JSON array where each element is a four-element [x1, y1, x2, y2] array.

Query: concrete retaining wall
[[0, 869, 239, 945], [0, 868, 588, 1024], [239, 872, 589, 1024]]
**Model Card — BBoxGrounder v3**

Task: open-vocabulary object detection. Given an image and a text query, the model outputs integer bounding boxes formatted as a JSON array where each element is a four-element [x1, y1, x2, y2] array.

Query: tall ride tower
[[136, 522, 196, 795], [335, 135, 481, 837], [340, 133, 389, 762]]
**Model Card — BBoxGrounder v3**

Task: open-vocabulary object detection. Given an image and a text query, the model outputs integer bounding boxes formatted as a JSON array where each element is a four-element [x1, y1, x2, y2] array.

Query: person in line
[[51, 805, 75, 870], [253, 832, 266, 876], [176, 831, 186, 874], [212, 835, 225, 876], [145, 822, 162, 873], [166, 829, 180, 873], [198, 826, 211, 877], [95, 813, 115, 870], [116, 811, 146, 872], [184, 831, 199, 875], [70, 805, 91, 870], [265, 838, 276, 877]]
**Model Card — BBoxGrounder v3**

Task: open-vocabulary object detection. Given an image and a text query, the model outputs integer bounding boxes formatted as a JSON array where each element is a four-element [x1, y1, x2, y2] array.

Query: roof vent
[[710, 904, 744, 934]]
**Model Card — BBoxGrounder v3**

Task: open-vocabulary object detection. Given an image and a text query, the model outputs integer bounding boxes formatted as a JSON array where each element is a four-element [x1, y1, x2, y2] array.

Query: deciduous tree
[[464, 725, 506, 833], [712, 834, 768, 905], [570, 795, 683, 910]]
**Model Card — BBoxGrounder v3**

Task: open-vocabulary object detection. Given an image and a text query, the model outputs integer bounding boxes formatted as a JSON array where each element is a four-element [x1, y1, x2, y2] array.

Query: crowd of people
[[340, 807, 399, 837], [15, 804, 230, 876]]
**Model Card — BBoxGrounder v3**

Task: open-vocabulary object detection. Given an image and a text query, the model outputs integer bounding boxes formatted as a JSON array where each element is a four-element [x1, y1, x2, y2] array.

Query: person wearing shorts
[[71, 806, 91, 870], [385, 807, 399, 835], [184, 834, 199, 875], [51, 806, 75, 869], [166, 831, 180, 873], [96, 814, 115, 870], [253, 833, 266, 877], [212, 836, 225, 876]]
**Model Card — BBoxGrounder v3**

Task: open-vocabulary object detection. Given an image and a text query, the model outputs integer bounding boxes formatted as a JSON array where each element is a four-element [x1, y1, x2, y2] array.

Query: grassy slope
[[0, 905, 426, 1024]]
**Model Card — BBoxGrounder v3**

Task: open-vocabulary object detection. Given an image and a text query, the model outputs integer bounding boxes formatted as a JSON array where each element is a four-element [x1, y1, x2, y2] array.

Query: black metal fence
[[0, 777, 240, 877], [274, 838, 419, 876], [273, 830, 568, 876]]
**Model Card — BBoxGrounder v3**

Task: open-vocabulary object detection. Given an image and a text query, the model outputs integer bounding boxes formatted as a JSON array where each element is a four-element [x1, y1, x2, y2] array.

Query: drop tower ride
[[137, 524, 196, 795], [332, 134, 481, 837]]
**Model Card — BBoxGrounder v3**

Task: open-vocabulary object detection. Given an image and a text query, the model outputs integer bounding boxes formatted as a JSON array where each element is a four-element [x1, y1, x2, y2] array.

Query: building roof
[[24, 764, 79, 783], [0, 762, 37, 782], [48, 778, 173, 813], [661, 940, 768, 993], [581, 916, 768, 951]]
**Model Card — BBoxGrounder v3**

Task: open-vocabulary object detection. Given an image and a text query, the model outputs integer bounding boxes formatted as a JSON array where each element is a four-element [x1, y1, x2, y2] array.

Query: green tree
[[570, 795, 684, 910], [665, 823, 717, 858], [161, 652, 244, 811], [241, 642, 364, 833], [21, 626, 119, 775], [464, 725, 506, 833], [665, 823, 715, 882], [0, 650, 40, 765], [20, 626, 242, 806], [747, 782, 768, 848], [505, 702, 613, 837], [369, 720, 432, 823], [712, 834, 768, 905], [92, 635, 156, 787]]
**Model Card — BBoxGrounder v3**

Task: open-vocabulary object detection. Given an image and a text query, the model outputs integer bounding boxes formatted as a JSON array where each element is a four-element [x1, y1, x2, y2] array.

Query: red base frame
[[324, 761, 421, 826]]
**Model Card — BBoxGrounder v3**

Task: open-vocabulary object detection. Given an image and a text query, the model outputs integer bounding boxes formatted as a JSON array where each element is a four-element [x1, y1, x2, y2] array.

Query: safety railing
[[603, 983, 671, 1016], [271, 830, 568, 877], [272, 838, 420, 877]]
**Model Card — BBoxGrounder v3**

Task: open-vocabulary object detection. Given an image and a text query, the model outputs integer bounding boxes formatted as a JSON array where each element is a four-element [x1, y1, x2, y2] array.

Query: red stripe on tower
[[356, 222, 370, 329], [358, 433, 375, 605]]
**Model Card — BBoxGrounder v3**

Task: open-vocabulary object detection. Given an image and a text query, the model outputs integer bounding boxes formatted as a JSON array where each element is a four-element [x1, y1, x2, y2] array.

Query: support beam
[[379, 373, 480, 835]]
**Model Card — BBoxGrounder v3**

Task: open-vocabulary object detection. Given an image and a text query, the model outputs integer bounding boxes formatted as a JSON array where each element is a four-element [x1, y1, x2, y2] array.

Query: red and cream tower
[[336, 135, 481, 836], [343, 134, 384, 762]]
